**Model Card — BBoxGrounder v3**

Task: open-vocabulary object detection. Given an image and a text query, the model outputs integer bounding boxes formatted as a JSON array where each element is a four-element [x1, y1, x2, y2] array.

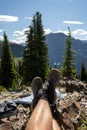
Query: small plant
[[77, 113, 87, 130], [56, 85, 63, 89], [0, 86, 7, 92]]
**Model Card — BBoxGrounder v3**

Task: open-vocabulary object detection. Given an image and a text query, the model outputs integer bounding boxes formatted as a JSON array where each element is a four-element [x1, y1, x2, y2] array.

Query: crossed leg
[[26, 68, 61, 130], [52, 119, 61, 130], [26, 99, 61, 130]]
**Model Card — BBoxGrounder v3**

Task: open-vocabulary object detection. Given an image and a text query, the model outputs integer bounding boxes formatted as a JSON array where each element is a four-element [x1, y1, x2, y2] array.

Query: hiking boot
[[31, 76, 45, 109], [31, 68, 60, 110], [46, 68, 60, 117], [48, 68, 60, 87], [44, 68, 60, 105], [31, 76, 43, 96], [31, 76, 52, 110]]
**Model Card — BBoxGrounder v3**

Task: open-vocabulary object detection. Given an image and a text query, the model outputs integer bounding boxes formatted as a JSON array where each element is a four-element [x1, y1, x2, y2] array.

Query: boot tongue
[[48, 80, 54, 87], [47, 81, 56, 104]]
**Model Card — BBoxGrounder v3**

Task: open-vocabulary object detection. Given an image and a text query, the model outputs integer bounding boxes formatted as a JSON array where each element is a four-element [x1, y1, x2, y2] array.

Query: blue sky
[[0, 0, 87, 43]]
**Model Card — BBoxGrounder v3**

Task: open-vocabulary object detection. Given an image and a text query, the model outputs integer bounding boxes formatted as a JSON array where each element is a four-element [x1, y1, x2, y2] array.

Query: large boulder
[[59, 79, 87, 93]]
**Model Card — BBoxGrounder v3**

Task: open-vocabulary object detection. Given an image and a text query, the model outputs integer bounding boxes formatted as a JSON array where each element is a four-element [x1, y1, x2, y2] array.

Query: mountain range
[[46, 33, 87, 73], [0, 33, 87, 73], [0, 41, 24, 57]]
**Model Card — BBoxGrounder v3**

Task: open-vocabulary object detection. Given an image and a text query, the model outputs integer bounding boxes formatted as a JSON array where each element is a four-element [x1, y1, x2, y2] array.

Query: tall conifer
[[61, 27, 76, 78], [22, 12, 49, 84], [0, 32, 17, 89]]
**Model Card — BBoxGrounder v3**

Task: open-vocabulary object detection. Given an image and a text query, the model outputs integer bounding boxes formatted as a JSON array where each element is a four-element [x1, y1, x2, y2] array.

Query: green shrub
[[77, 113, 87, 130], [0, 86, 7, 92]]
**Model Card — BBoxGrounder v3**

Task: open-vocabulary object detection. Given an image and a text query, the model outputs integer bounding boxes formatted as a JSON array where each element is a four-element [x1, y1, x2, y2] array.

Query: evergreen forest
[[0, 12, 87, 91]]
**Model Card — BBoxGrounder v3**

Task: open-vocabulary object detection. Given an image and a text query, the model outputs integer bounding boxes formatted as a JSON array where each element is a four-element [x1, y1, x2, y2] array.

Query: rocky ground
[[0, 79, 87, 130], [0, 88, 31, 130]]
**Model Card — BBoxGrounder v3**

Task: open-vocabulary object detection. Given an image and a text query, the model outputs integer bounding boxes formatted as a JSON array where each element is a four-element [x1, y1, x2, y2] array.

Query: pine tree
[[22, 26, 34, 84], [0, 32, 17, 89], [61, 27, 76, 78], [22, 12, 49, 84]]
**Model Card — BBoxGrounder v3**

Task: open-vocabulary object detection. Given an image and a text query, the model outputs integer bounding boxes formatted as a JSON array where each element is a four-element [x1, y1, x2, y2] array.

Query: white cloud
[[71, 29, 87, 40], [44, 29, 52, 35], [12, 28, 30, 44], [83, 35, 87, 40], [13, 31, 24, 37], [11, 28, 87, 44], [0, 36, 3, 40], [12, 35, 26, 44], [12, 28, 52, 44], [72, 29, 87, 35], [55, 29, 68, 35], [56, 29, 87, 36], [13, 28, 29, 37], [63, 21, 84, 25], [24, 17, 32, 20], [22, 28, 29, 33], [0, 15, 18, 22], [0, 29, 3, 33], [55, 28, 87, 40]]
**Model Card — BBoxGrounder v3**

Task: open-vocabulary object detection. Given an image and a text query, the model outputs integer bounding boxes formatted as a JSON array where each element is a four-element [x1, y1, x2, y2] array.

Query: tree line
[[0, 12, 86, 91]]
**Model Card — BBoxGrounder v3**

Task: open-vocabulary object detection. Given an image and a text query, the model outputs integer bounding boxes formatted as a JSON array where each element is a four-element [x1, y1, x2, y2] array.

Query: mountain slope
[[0, 41, 24, 57], [46, 33, 87, 72], [0, 32, 87, 73]]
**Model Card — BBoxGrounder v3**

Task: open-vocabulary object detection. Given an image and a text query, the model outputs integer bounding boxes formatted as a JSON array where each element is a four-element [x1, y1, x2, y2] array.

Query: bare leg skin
[[26, 99, 61, 130], [26, 99, 52, 130], [52, 119, 61, 130]]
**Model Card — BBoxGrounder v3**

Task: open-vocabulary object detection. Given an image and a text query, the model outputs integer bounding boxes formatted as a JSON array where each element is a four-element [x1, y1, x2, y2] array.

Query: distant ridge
[[0, 41, 24, 57], [0, 32, 87, 73], [46, 33, 87, 72]]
